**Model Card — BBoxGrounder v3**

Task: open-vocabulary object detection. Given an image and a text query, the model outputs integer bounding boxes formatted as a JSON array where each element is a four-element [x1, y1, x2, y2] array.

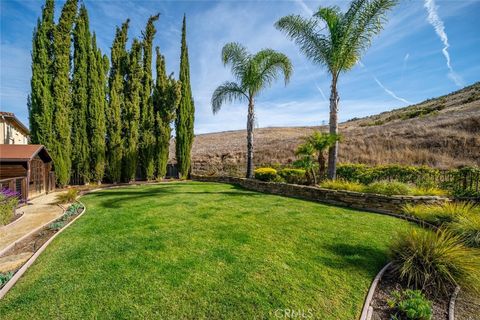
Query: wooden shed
[[0, 144, 55, 201]]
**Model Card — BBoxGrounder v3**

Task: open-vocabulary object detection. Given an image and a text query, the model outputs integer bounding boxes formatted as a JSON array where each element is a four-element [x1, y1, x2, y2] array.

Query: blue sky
[[1, 0, 479, 134]]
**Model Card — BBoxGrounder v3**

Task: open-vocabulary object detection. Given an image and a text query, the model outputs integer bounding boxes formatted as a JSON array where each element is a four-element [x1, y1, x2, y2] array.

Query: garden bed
[[370, 266, 449, 320], [0, 202, 84, 291]]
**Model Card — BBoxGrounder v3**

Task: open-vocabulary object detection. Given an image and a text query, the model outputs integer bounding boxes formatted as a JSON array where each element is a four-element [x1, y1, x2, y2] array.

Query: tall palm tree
[[276, 0, 397, 179], [212, 42, 293, 178]]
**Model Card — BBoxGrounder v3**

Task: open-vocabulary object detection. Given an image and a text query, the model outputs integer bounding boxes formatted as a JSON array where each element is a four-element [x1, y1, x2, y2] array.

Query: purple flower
[[0, 188, 20, 200]]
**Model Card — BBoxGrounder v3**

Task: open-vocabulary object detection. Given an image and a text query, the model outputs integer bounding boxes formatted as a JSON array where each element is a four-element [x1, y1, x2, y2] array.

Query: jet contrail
[[424, 0, 463, 86], [373, 76, 410, 104]]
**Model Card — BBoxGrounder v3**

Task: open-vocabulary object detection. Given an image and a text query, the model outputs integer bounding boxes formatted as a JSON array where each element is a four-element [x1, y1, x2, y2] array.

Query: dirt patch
[[370, 267, 449, 320], [455, 289, 480, 320]]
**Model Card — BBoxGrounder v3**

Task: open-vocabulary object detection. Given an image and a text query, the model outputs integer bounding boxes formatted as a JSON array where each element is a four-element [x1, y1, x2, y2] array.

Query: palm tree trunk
[[327, 76, 339, 180], [246, 97, 255, 178], [318, 152, 326, 181]]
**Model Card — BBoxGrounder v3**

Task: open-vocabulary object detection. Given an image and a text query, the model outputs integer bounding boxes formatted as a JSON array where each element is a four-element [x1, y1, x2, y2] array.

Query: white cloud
[[423, 0, 464, 87]]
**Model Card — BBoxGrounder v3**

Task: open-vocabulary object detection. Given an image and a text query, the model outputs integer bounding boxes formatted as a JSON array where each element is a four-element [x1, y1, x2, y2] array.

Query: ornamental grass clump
[[389, 229, 480, 295], [364, 181, 413, 196], [319, 179, 364, 192], [448, 213, 480, 248], [403, 202, 476, 225], [55, 188, 79, 204]]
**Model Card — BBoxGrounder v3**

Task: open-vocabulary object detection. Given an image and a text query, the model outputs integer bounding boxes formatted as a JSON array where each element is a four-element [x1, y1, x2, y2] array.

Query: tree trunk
[[246, 97, 255, 179], [318, 152, 326, 181], [327, 76, 339, 180]]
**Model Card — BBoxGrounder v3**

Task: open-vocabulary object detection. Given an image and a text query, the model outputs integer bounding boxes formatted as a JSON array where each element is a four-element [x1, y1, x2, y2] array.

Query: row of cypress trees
[[29, 0, 195, 186]]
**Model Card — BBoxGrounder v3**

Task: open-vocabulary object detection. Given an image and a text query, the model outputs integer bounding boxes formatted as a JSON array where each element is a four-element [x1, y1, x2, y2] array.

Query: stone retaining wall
[[191, 175, 448, 214]]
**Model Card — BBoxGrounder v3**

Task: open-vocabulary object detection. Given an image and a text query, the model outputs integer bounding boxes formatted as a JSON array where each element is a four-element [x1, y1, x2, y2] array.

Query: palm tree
[[294, 142, 317, 185], [212, 42, 293, 178], [276, 0, 397, 179], [304, 131, 339, 179]]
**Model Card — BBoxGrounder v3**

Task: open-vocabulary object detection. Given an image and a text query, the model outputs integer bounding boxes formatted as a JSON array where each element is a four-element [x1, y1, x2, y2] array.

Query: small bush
[[56, 188, 78, 204], [403, 202, 476, 225], [0, 188, 20, 226], [448, 213, 480, 248], [319, 179, 364, 192], [278, 168, 306, 185], [364, 181, 412, 196], [389, 229, 480, 295], [0, 271, 14, 288], [49, 221, 66, 231], [388, 289, 432, 320], [254, 168, 278, 182]]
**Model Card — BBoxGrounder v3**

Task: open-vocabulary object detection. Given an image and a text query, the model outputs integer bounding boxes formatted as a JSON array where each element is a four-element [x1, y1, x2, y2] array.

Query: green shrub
[[389, 229, 480, 295], [388, 289, 432, 320], [364, 181, 413, 196], [0, 189, 20, 226], [319, 179, 364, 192], [56, 188, 78, 204], [410, 186, 448, 197], [403, 202, 476, 225], [448, 213, 480, 248], [278, 168, 306, 185], [49, 221, 66, 231], [254, 168, 278, 182], [0, 271, 14, 288]]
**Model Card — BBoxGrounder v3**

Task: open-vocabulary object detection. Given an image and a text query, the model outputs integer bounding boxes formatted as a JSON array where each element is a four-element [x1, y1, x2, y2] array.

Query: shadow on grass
[[316, 243, 387, 274], [84, 183, 260, 208]]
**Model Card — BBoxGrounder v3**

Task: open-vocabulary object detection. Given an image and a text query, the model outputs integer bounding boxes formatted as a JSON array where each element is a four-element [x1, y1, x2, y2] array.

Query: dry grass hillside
[[171, 82, 480, 176]]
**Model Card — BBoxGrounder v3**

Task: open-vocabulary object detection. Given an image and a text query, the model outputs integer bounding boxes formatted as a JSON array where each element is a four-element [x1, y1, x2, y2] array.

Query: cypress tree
[[29, 0, 54, 148], [122, 39, 142, 182], [87, 34, 107, 184], [175, 15, 195, 179], [139, 14, 160, 180], [153, 48, 181, 178], [71, 4, 90, 184], [51, 0, 78, 186], [107, 20, 129, 183]]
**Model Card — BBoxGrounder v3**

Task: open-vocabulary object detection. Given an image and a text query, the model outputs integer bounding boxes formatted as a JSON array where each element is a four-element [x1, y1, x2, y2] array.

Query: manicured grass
[[0, 182, 418, 319]]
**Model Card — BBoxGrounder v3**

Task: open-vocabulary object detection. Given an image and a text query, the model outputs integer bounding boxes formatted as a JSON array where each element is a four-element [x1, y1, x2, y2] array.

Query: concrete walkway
[[0, 192, 64, 255]]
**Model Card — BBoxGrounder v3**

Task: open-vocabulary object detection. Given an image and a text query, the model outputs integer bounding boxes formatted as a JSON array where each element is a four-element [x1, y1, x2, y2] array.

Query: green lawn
[[0, 182, 417, 319]]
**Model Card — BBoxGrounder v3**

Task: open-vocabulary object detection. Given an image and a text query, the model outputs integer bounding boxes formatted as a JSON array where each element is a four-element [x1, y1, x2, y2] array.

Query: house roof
[[0, 144, 52, 162], [0, 112, 30, 135]]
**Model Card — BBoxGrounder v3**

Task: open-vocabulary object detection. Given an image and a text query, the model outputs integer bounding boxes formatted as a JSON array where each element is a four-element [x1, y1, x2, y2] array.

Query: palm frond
[[221, 42, 250, 82], [275, 15, 332, 68], [340, 0, 397, 71], [211, 81, 248, 114], [249, 49, 293, 93]]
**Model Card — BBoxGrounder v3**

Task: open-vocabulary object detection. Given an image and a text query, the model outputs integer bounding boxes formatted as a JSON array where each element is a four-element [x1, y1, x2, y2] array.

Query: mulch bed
[[370, 266, 449, 320], [454, 289, 480, 320]]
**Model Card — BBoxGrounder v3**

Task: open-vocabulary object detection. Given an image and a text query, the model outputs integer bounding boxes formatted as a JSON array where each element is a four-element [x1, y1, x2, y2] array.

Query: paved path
[[0, 192, 64, 255]]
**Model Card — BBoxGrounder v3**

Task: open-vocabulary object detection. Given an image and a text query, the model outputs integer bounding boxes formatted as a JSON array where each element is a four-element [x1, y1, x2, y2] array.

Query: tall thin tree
[[276, 0, 397, 179], [71, 4, 90, 184], [175, 15, 195, 179], [153, 48, 181, 179], [87, 33, 107, 184], [29, 0, 55, 149], [107, 20, 129, 183], [139, 14, 160, 180], [122, 39, 142, 182], [51, 0, 78, 186], [211, 43, 292, 178]]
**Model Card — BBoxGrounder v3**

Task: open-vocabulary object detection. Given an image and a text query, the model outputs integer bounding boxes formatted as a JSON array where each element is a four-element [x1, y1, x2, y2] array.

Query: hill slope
[[172, 82, 480, 176]]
